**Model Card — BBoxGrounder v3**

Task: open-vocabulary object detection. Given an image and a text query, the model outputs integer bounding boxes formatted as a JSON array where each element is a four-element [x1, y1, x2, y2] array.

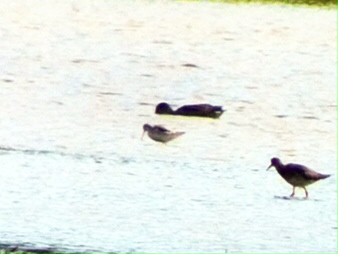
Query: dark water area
[[0, 0, 336, 253]]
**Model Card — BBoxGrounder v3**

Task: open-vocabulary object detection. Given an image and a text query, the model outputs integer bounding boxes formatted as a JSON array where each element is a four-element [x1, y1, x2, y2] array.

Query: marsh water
[[0, 0, 337, 253]]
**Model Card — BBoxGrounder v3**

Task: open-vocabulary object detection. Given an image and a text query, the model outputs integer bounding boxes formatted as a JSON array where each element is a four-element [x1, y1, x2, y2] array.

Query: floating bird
[[267, 157, 330, 198], [155, 102, 225, 119], [141, 124, 185, 144]]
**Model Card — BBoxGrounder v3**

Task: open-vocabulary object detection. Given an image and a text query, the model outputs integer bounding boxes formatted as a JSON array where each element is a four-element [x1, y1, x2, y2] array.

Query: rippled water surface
[[0, 0, 336, 253]]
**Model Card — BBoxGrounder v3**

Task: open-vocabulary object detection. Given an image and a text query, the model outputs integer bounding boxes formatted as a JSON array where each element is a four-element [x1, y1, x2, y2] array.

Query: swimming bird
[[267, 157, 330, 198], [141, 124, 185, 144], [155, 102, 225, 119]]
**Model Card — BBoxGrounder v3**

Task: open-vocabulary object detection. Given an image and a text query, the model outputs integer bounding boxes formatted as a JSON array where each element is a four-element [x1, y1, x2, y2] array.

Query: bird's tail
[[175, 131, 185, 137], [214, 106, 224, 112], [320, 174, 331, 180]]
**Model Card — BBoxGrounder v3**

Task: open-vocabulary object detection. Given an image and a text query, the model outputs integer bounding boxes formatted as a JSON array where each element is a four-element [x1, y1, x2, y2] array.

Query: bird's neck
[[167, 107, 175, 114], [275, 163, 286, 175]]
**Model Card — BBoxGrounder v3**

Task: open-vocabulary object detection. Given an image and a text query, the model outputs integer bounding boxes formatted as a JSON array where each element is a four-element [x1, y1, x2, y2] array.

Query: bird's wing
[[153, 125, 170, 133], [288, 163, 325, 181], [192, 104, 223, 113], [179, 104, 212, 113]]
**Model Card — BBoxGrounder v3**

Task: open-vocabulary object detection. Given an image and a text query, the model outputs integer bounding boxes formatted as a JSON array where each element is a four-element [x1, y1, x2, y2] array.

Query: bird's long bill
[[141, 130, 146, 140], [267, 164, 273, 171]]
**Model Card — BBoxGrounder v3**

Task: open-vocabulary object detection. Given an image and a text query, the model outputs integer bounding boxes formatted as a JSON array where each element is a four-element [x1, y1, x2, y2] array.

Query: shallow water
[[0, 0, 336, 253]]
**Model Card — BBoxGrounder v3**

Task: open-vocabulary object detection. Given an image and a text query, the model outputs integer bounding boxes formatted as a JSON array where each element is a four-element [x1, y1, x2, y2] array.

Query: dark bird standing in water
[[267, 157, 331, 198], [155, 102, 225, 119], [141, 124, 185, 144]]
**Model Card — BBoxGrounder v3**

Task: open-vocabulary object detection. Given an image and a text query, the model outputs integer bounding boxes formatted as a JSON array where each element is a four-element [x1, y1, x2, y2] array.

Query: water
[[0, 0, 336, 253]]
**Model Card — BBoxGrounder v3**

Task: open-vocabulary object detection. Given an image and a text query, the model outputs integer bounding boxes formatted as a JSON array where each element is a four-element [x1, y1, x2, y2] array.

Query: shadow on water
[[274, 196, 322, 202], [0, 146, 103, 164], [0, 243, 118, 254]]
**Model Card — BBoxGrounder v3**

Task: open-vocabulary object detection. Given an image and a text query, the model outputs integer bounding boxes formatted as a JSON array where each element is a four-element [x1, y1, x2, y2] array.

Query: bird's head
[[155, 102, 174, 114], [267, 157, 282, 170], [141, 124, 152, 140]]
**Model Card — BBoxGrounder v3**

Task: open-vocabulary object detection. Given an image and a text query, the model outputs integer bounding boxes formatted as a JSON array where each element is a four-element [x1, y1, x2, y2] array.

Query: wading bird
[[267, 157, 330, 198], [141, 124, 185, 144]]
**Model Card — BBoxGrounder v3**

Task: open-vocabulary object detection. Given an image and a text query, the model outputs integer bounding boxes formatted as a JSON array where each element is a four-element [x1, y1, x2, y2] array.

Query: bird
[[155, 102, 225, 119], [141, 124, 185, 144], [267, 157, 331, 198], [9, 246, 19, 253]]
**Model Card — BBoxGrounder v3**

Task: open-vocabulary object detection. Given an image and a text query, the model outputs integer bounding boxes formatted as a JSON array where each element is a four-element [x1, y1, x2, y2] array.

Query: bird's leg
[[290, 186, 295, 198], [303, 187, 309, 199]]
